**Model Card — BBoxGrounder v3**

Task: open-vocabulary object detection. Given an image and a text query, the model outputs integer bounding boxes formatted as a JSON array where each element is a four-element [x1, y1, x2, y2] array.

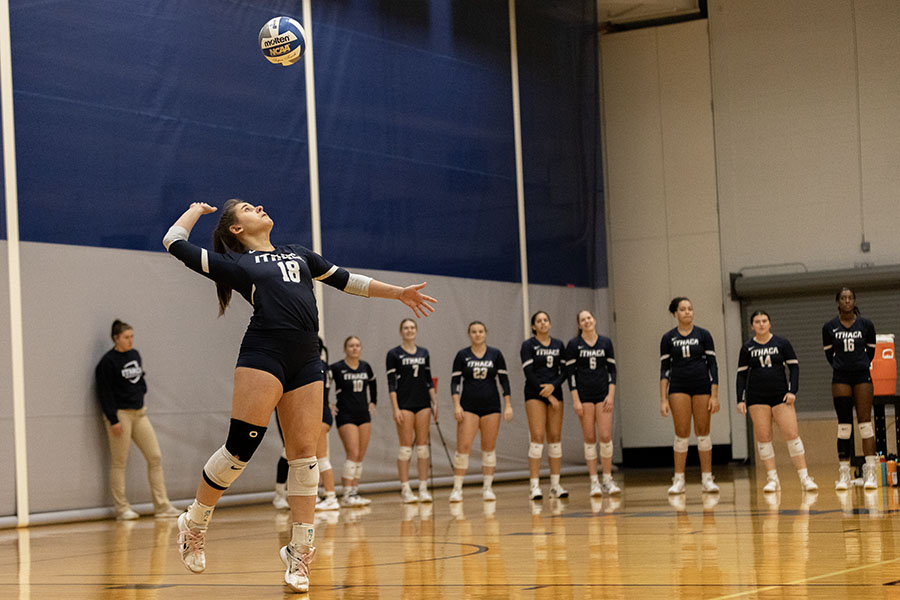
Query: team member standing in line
[[274, 338, 339, 512], [659, 297, 720, 495], [387, 319, 438, 503], [737, 311, 818, 493], [823, 288, 877, 490], [331, 336, 377, 507], [448, 321, 513, 502], [566, 310, 621, 497], [163, 200, 436, 593], [95, 320, 181, 520], [521, 311, 568, 501]]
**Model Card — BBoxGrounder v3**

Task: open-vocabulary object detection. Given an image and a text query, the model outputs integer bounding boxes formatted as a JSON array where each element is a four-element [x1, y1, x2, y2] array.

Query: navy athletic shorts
[[667, 376, 712, 396], [237, 329, 324, 393], [461, 398, 501, 417], [336, 410, 371, 428], [832, 369, 872, 386]]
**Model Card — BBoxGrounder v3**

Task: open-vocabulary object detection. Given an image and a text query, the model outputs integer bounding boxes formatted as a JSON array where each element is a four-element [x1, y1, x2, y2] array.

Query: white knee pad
[[673, 436, 690, 453], [697, 435, 712, 452], [354, 461, 364, 480], [756, 441, 775, 460], [416, 445, 430, 459], [859, 422, 875, 439], [453, 452, 470, 470], [837, 424, 852, 439], [319, 456, 332, 473], [202, 445, 247, 490], [482, 450, 496, 468], [786, 437, 805, 457], [599, 441, 614, 458], [398, 446, 413, 461], [548, 442, 563, 458], [528, 442, 544, 459], [343, 460, 358, 481], [584, 443, 598, 461], [287, 456, 320, 497]]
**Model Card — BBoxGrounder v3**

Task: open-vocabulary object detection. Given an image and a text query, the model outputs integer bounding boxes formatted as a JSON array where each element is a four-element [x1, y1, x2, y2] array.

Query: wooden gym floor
[[2, 465, 900, 599]]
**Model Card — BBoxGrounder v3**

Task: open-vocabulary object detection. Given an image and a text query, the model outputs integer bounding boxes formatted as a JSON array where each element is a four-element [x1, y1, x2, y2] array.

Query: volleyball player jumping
[[163, 200, 436, 593]]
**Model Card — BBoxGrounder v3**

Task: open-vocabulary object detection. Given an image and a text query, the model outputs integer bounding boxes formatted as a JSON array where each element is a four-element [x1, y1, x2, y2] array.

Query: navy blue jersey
[[386, 346, 433, 409], [736, 335, 799, 403], [565, 335, 616, 401], [95, 349, 147, 425], [660, 326, 718, 385], [451, 346, 511, 406], [823, 316, 876, 372], [168, 240, 350, 333], [330, 359, 377, 414], [520, 336, 566, 399]]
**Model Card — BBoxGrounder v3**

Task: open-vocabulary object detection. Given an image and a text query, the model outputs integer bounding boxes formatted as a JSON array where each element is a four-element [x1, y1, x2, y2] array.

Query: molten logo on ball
[[259, 16, 306, 66]]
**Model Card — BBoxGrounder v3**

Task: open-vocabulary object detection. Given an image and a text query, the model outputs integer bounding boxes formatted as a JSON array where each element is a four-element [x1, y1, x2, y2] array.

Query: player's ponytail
[[110, 319, 132, 340], [212, 199, 247, 316]]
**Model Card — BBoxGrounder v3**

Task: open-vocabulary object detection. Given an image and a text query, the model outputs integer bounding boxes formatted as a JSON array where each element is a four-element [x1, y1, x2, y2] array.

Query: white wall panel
[[602, 19, 731, 452]]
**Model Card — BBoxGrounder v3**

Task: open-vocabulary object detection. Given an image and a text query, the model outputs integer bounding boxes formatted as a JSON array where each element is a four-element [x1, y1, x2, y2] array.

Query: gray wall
[[8, 241, 606, 517]]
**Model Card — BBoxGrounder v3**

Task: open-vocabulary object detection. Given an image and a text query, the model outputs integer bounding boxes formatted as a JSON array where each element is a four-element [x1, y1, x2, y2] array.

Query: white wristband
[[344, 273, 372, 297]]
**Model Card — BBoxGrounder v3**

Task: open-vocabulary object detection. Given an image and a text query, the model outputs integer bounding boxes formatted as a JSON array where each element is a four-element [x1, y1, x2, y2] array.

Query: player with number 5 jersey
[[163, 200, 436, 593]]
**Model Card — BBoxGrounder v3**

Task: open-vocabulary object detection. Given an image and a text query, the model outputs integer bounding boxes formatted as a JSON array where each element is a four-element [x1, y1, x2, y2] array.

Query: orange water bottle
[[888, 459, 898, 487], [871, 334, 896, 396]]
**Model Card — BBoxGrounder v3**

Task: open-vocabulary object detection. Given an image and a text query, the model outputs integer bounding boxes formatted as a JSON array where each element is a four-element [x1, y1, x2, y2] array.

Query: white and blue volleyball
[[258, 16, 306, 66]]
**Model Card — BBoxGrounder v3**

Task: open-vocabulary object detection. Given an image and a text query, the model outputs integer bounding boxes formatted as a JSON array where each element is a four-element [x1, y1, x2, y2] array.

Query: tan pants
[[105, 408, 171, 512]]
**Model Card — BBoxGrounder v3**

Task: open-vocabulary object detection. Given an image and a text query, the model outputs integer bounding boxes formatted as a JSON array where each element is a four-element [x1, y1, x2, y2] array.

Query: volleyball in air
[[258, 16, 306, 66]]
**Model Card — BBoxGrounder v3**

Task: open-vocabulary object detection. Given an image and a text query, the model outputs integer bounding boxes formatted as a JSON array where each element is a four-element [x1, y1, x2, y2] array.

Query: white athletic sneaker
[[590, 481, 604, 497], [272, 490, 290, 510], [835, 465, 852, 490], [667, 477, 686, 495], [400, 487, 418, 504], [352, 492, 372, 506], [701, 476, 720, 493], [603, 480, 622, 495], [315, 495, 340, 511], [763, 475, 780, 493], [155, 505, 181, 519], [448, 488, 463, 503], [418, 488, 433, 503], [529, 484, 543, 501], [549, 484, 569, 499], [117, 507, 139, 521], [800, 475, 818, 492], [340, 494, 365, 508], [863, 464, 878, 490], [482, 487, 496, 501], [280, 544, 316, 593], [176, 513, 206, 573]]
